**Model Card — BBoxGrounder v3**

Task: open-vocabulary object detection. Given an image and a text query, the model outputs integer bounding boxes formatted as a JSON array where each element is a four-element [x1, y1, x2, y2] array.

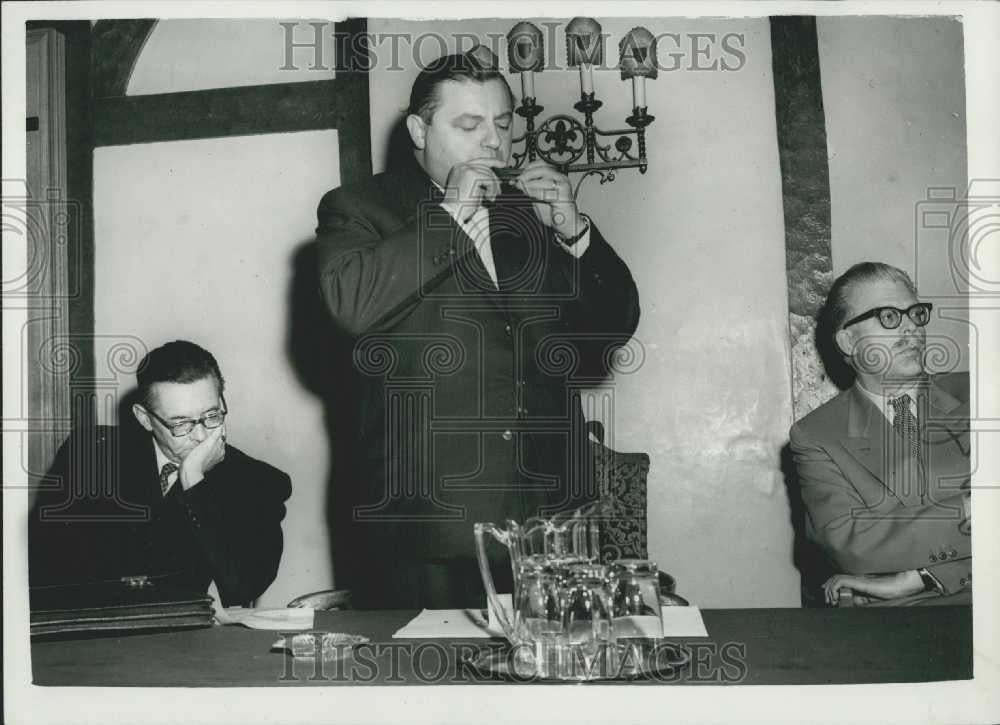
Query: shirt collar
[[854, 380, 918, 423], [152, 439, 179, 490]]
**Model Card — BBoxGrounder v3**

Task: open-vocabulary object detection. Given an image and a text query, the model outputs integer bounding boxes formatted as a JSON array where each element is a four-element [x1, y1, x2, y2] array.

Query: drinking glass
[[608, 559, 663, 640], [513, 555, 570, 678], [559, 562, 614, 675]]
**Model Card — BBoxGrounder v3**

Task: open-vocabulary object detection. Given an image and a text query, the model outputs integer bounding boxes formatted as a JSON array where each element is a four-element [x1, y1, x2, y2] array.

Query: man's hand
[[822, 570, 924, 605], [179, 425, 226, 490], [441, 158, 507, 223], [513, 160, 584, 239]]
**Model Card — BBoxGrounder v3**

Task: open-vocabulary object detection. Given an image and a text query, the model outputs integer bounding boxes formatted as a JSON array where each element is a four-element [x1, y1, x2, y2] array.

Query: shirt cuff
[[918, 567, 945, 594]]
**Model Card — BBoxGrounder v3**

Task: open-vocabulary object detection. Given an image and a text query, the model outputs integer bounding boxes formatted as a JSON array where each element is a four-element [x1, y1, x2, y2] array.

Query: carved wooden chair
[[586, 421, 688, 606]]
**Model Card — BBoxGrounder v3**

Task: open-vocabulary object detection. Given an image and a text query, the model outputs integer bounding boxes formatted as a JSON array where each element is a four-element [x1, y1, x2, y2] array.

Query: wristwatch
[[559, 214, 590, 246]]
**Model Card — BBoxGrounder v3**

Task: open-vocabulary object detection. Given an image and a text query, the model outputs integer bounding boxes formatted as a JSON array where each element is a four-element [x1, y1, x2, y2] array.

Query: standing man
[[29, 340, 292, 606], [316, 48, 640, 608], [790, 263, 970, 606]]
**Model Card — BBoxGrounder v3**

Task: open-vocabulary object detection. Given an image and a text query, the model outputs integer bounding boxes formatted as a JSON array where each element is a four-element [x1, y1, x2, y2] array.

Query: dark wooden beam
[[333, 17, 372, 185], [92, 18, 372, 185], [91, 19, 157, 98], [93, 77, 365, 147]]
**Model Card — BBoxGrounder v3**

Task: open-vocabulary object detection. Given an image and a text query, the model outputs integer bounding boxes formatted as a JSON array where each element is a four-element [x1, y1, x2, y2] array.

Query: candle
[[632, 76, 646, 108], [579, 63, 594, 96], [521, 70, 535, 100]]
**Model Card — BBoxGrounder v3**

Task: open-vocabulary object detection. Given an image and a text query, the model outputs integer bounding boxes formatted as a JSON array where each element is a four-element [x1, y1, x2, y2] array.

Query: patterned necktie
[[159, 462, 178, 497], [890, 394, 921, 460]]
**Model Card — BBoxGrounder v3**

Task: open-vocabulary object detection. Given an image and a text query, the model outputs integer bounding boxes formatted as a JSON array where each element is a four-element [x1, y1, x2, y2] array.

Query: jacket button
[[959, 578, 967, 586], [504, 324, 512, 337], [939, 551, 947, 561], [501, 430, 513, 442], [929, 554, 937, 562], [949, 549, 957, 558]]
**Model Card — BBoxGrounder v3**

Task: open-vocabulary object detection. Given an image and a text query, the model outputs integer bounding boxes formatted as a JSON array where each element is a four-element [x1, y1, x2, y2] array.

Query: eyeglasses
[[146, 398, 228, 437], [841, 303, 933, 330]]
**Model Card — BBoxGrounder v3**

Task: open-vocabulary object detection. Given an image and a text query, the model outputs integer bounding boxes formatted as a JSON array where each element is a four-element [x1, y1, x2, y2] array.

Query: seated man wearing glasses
[[790, 263, 970, 606], [29, 340, 292, 606]]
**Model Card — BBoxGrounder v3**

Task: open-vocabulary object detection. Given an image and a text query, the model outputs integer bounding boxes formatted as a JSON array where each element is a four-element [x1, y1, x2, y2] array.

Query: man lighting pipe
[[29, 340, 292, 606], [315, 47, 640, 609], [790, 263, 971, 606]]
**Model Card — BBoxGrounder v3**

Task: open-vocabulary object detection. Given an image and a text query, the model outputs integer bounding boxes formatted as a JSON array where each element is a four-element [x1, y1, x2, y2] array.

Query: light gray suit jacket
[[790, 373, 971, 604]]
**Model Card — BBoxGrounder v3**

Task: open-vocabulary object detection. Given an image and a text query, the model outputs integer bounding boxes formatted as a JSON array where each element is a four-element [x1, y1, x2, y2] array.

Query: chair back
[[586, 421, 650, 562]]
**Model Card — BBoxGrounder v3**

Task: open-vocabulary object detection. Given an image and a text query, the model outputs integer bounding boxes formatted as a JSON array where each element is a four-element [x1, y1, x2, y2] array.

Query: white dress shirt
[[438, 194, 590, 290], [855, 382, 919, 426]]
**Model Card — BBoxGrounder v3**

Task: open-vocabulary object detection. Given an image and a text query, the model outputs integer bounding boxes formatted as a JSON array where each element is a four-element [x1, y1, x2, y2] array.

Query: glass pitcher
[[474, 507, 606, 676]]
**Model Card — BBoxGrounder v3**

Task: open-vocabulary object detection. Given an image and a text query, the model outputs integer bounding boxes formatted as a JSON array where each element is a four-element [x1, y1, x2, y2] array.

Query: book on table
[[30, 574, 214, 637]]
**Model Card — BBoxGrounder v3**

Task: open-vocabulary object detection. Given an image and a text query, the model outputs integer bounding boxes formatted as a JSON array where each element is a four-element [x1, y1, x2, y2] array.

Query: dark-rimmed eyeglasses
[[146, 397, 228, 437], [842, 303, 933, 330]]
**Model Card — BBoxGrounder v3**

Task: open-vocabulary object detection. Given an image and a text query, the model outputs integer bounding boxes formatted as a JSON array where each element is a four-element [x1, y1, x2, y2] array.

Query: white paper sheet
[[215, 607, 315, 630], [392, 608, 499, 638], [660, 606, 709, 637]]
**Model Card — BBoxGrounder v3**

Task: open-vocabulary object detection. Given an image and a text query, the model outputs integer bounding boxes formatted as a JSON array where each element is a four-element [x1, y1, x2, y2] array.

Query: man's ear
[[132, 403, 153, 432], [406, 113, 427, 150], [834, 328, 855, 359]]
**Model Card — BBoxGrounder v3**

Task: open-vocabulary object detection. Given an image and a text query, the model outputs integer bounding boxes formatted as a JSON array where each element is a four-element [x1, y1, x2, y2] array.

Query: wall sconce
[[504, 19, 657, 187]]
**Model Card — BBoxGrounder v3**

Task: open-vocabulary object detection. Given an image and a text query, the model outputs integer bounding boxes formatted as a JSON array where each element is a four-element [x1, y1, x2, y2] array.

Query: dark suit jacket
[[316, 163, 640, 607], [29, 424, 292, 606], [789, 372, 971, 604]]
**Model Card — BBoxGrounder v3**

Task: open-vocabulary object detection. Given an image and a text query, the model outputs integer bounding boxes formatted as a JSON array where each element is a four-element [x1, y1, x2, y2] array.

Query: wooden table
[[31, 606, 972, 687]]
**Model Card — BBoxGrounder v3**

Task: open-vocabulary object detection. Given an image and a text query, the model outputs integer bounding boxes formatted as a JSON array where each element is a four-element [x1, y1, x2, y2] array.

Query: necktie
[[890, 394, 921, 460], [159, 462, 178, 497]]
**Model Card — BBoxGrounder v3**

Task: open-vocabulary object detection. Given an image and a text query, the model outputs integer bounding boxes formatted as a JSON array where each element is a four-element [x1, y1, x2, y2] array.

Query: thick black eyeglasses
[[146, 398, 228, 437], [842, 303, 933, 330]]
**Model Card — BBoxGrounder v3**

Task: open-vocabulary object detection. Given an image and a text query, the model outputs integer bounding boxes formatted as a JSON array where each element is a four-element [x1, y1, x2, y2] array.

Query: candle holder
[[505, 20, 658, 186]]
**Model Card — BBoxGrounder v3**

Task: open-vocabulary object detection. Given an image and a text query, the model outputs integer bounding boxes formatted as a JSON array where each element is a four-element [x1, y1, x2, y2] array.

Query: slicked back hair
[[407, 52, 514, 124], [821, 262, 918, 335], [136, 340, 225, 408]]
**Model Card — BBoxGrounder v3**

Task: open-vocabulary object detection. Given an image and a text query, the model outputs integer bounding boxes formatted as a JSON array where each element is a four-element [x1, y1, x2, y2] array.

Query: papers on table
[[392, 608, 500, 638], [661, 606, 709, 637], [215, 607, 315, 630], [396, 595, 709, 639]]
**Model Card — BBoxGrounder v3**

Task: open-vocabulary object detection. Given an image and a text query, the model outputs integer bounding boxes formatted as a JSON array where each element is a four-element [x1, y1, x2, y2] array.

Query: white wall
[[128, 19, 336, 95], [89, 16, 969, 609], [369, 17, 799, 607], [94, 130, 341, 606], [819, 16, 969, 374]]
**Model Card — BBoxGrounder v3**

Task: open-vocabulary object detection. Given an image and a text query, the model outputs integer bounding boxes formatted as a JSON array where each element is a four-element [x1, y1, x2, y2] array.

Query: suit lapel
[[925, 377, 968, 451], [840, 386, 897, 499], [391, 168, 550, 313], [924, 376, 971, 492], [489, 197, 549, 297], [840, 377, 968, 505]]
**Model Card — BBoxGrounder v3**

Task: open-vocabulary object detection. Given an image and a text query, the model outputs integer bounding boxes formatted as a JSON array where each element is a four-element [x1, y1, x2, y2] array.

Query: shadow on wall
[[285, 234, 354, 594], [779, 300, 856, 607], [282, 113, 420, 594]]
